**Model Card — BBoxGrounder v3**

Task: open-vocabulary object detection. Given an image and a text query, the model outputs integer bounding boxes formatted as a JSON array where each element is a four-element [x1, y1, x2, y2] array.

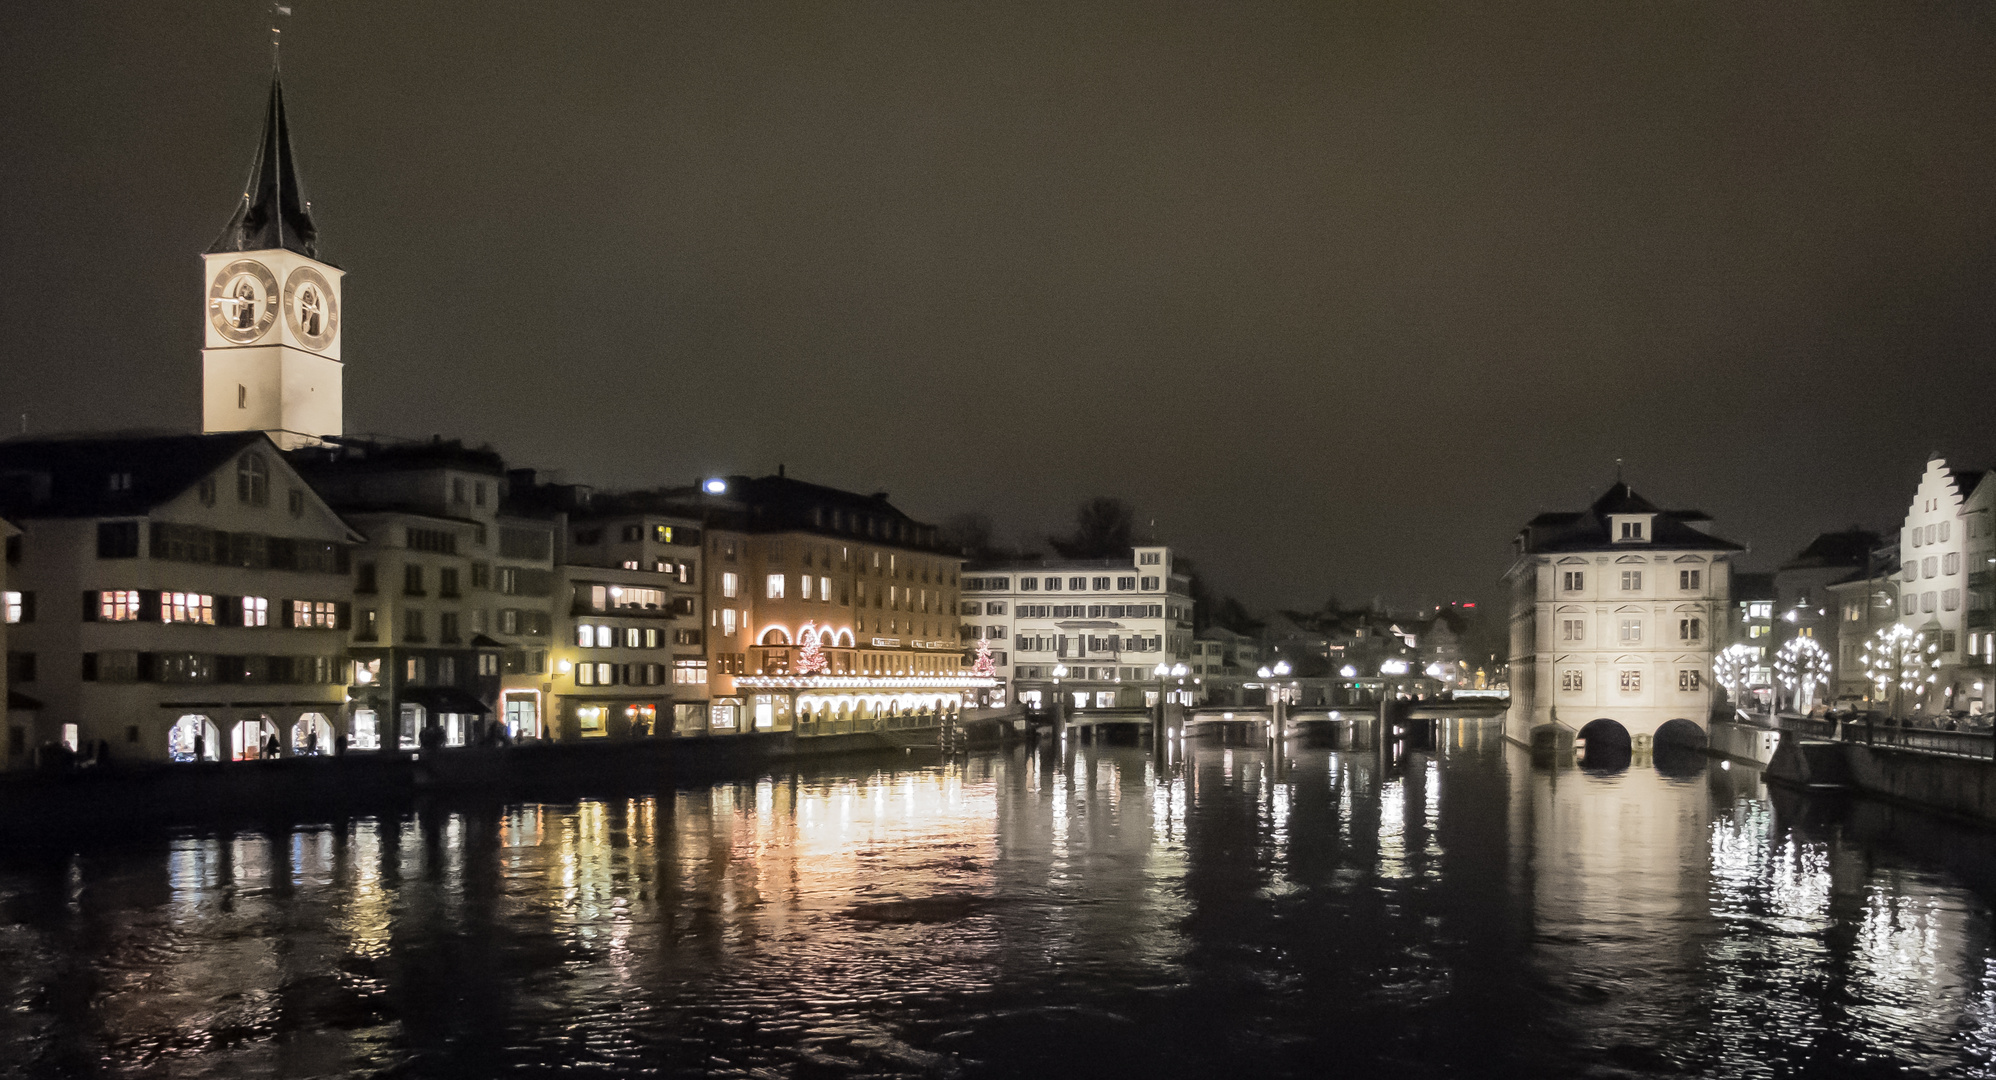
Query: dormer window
[[107, 471, 132, 492], [1611, 514, 1653, 542]]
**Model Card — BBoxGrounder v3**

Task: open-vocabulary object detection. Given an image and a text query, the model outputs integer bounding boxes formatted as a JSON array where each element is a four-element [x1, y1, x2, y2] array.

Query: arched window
[[760, 627, 791, 646]]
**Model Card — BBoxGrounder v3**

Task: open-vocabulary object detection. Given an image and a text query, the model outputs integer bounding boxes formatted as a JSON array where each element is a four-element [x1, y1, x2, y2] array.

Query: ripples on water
[[4, 718, 1996, 1078]]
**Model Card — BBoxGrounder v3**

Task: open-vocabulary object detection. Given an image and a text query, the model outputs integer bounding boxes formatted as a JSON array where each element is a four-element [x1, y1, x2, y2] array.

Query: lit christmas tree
[[796, 622, 829, 675], [1774, 637, 1832, 713], [1713, 643, 1756, 702], [972, 637, 996, 677]]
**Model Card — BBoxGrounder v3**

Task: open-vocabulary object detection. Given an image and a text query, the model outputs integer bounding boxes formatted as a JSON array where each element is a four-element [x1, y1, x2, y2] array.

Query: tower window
[[237, 384, 247, 409]]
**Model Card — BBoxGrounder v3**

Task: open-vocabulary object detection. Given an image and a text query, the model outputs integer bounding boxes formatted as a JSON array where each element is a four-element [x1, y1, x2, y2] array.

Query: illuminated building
[[549, 513, 703, 739], [0, 433, 357, 763], [293, 439, 559, 748], [1503, 481, 1741, 749], [1889, 457, 1994, 715], [961, 547, 1193, 711]]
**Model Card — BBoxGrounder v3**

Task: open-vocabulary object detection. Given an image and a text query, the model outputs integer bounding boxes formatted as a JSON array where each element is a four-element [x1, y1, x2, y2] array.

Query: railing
[[1770, 712, 1996, 760]]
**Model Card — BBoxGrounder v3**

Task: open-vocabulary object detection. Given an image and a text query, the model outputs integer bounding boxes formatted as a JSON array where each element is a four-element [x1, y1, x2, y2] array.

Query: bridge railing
[[1774, 713, 1996, 760]]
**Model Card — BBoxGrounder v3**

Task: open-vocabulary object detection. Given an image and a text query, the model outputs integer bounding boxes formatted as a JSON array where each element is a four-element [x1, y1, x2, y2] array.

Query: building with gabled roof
[[0, 431, 358, 764], [1504, 481, 1744, 754]]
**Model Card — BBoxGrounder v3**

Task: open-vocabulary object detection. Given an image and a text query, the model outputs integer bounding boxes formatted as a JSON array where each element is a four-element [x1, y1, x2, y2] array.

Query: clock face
[[283, 266, 339, 351], [207, 260, 280, 344]]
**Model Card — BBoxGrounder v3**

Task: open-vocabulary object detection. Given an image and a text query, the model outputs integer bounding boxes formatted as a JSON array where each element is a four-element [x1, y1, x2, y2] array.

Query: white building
[[961, 546, 1194, 711], [1503, 483, 1741, 751], [1889, 457, 1994, 716]]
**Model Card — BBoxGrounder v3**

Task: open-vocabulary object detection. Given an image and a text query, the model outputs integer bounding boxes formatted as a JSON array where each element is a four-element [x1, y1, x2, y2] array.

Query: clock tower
[[202, 74, 343, 450]]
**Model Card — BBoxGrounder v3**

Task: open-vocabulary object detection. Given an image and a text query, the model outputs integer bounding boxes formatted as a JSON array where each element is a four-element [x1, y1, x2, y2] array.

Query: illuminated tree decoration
[[795, 622, 829, 675], [1713, 643, 1757, 698], [1774, 637, 1832, 712], [972, 637, 996, 678], [1860, 623, 1939, 716]]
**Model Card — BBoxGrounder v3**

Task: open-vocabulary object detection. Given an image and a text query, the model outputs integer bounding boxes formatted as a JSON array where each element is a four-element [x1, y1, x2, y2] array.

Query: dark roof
[[1734, 572, 1777, 600], [208, 74, 322, 260], [666, 474, 950, 552], [290, 437, 508, 478], [1780, 529, 1883, 572], [1519, 482, 1743, 554], [0, 432, 267, 519]]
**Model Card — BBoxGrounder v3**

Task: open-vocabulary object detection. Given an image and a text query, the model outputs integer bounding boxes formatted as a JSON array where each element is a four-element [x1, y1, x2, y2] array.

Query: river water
[[5, 718, 1996, 1078]]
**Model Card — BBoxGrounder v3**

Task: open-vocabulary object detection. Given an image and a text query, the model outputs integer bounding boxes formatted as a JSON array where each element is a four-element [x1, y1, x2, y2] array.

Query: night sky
[[3, 2, 1993, 611]]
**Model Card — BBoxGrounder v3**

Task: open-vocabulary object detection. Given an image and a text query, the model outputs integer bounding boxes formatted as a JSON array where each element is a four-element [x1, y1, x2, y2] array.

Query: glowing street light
[[703, 478, 728, 494]]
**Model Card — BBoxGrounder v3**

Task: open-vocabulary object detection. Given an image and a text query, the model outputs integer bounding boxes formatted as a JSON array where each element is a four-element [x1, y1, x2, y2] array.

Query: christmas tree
[[972, 637, 996, 677], [795, 622, 829, 675]]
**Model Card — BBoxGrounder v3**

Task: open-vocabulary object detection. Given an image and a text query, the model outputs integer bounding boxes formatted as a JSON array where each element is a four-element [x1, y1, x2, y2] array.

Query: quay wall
[[1767, 737, 1996, 826], [1707, 720, 1781, 768]]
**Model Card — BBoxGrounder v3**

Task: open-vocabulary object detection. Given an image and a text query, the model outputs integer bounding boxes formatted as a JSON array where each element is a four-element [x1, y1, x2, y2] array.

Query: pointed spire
[[208, 73, 320, 259]]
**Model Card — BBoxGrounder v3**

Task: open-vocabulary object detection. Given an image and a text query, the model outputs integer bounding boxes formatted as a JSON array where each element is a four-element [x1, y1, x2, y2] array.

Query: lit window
[[1620, 669, 1641, 692], [801, 575, 813, 600], [3, 591, 21, 624], [578, 625, 596, 648], [1620, 571, 1642, 591], [1560, 670, 1583, 692], [1679, 669, 1701, 691], [241, 595, 268, 626], [675, 659, 708, 684], [767, 574, 786, 599], [722, 572, 739, 599], [291, 600, 337, 628], [101, 590, 142, 622], [722, 609, 738, 636], [163, 592, 215, 624], [625, 627, 642, 648]]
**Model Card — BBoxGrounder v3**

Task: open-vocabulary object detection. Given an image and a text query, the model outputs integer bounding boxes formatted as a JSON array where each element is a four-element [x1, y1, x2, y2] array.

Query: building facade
[[0, 433, 357, 764], [961, 546, 1194, 712], [1504, 483, 1741, 749], [1888, 458, 1994, 717]]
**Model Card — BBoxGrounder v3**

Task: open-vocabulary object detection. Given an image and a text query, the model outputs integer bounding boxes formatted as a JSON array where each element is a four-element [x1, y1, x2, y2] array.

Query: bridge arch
[[1653, 718, 1706, 750], [1577, 718, 1632, 771]]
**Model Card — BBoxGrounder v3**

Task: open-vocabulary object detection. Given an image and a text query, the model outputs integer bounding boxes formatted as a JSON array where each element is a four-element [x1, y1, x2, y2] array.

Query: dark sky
[[4, 2, 1994, 612]]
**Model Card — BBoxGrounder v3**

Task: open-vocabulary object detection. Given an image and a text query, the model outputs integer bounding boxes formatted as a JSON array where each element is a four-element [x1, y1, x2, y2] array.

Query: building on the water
[[1503, 481, 1742, 752]]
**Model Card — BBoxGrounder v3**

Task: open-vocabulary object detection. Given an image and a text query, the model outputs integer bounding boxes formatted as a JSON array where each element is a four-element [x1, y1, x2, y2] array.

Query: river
[[4, 718, 1996, 1078]]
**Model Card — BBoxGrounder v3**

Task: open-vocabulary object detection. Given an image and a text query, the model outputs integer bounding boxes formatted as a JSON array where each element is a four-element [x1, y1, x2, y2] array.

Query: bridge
[[967, 694, 1509, 750]]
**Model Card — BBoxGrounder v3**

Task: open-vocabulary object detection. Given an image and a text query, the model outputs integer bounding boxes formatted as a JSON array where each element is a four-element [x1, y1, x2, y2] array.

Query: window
[[1679, 669, 1701, 692], [1944, 589, 1961, 611], [722, 572, 740, 599], [1561, 618, 1585, 642], [163, 592, 215, 624], [722, 608, 738, 636], [240, 595, 268, 626], [766, 574, 785, 599], [801, 575, 813, 600], [1620, 571, 1642, 591], [286, 599, 336, 630], [101, 590, 141, 622], [962, 602, 981, 616], [1562, 571, 1584, 592], [986, 601, 1006, 615], [237, 454, 268, 506], [478, 652, 499, 676], [1044, 577, 1061, 591], [1944, 553, 1961, 575], [1901, 593, 1916, 616], [1922, 591, 1936, 613], [1091, 577, 1110, 590], [404, 610, 426, 642], [288, 488, 305, 516], [407, 528, 458, 554], [1679, 569, 1701, 590], [1924, 557, 1938, 579], [1117, 577, 1136, 590], [1620, 520, 1644, 540], [404, 564, 425, 595], [439, 567, 460, 598], [3, 591, 23, 624], [1619, 669, 1641, 693], [1021, 578, 1038, 591], [437, 656, 457, 684], [1747, 602, 1772, 619], [96, 521, 140, 559], [675, 658, 709, 684], [358, 609, 378, 640], [1139, 552, 1161, 565], [1941, 521, 1951, 543], [1679, 617, 1702, 642], [1619, 618, 1642, 644]]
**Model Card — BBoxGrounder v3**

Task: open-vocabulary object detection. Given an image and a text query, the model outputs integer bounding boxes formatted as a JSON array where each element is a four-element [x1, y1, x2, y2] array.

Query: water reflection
[[1, 721, 1994, 1077]]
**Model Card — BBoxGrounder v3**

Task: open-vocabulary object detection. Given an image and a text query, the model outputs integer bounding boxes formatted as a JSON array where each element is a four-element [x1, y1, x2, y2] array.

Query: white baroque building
[[1503, 483, 1742, 751]]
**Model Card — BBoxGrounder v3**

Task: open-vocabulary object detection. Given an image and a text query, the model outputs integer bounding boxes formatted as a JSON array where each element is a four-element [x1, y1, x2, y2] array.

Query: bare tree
[[1048, 496, 1135, 559], [941, 512, 998, 560]]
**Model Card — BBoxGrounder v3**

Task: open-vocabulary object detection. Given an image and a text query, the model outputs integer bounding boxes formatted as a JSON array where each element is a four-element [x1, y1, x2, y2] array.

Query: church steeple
[[199, 71, 343, 451], [208, 74, 320, 260]]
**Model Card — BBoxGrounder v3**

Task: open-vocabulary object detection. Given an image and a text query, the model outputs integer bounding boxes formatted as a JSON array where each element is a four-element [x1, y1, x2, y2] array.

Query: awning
[[7, 690, 42, 711], [401, 687, 491, 715]]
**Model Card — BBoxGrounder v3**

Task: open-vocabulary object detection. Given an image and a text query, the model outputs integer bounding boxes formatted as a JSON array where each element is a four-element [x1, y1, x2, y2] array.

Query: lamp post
[[1152, 662, 1170, 745], [1052, 663, 1068, 745]]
